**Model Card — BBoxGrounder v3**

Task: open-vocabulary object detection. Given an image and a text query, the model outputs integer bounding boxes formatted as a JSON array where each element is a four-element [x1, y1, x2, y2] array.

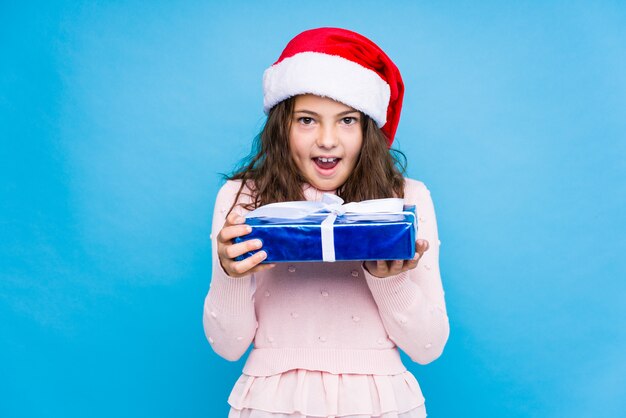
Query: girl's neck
[[303, 183, 337, 202]]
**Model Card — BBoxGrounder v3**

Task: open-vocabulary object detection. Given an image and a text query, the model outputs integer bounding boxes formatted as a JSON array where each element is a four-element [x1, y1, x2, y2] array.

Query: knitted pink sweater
[[203, 178, 449, 377]]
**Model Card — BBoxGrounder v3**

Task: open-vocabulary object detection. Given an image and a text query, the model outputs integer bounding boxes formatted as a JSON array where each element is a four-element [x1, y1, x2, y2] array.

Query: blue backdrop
[[1, 1, 625, 417]]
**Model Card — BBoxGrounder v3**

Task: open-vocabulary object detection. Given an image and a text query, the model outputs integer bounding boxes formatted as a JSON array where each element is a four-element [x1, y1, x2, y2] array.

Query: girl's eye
[[341, 117, 358, 125], [298, 117, 314, 125]]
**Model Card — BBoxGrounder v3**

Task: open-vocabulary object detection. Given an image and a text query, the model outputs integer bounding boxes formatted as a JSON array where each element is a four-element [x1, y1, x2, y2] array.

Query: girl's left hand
[[364, 239, 429, 278]]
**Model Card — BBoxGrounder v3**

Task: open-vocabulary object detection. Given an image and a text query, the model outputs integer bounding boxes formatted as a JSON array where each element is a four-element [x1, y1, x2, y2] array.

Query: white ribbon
[[246, 194, 407, 262]]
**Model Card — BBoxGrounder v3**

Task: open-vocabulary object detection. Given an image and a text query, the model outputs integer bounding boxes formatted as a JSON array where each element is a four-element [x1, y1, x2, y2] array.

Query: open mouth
[[313, 157, 340, 170]]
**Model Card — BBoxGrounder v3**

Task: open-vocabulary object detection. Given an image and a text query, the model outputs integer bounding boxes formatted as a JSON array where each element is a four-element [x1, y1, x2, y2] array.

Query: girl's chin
[[307, 176, 345, 192]]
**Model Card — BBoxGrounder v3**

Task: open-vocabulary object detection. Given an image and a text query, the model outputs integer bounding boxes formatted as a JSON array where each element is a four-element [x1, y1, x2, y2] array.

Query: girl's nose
[[316, 126, 338, 149]]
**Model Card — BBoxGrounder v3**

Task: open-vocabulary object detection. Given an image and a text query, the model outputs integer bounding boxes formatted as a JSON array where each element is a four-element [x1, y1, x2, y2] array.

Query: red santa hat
[[263, 27, 404, 146]]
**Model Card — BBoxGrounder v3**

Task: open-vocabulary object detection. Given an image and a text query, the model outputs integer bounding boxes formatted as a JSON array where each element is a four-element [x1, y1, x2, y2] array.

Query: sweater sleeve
[[203, 181, 258, 361], [364, 179, 450, 365]]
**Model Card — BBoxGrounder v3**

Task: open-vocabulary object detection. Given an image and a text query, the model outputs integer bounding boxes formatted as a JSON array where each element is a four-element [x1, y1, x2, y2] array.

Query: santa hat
[[263, 27, 404, 146]]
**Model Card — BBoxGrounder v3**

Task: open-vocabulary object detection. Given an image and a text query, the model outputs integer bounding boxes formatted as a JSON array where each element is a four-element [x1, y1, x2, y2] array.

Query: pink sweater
[[203, 178, 449, 377]]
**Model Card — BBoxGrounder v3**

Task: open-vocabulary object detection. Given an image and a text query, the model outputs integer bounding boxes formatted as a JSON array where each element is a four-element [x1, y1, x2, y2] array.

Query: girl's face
[[289, 94, 363, 191]]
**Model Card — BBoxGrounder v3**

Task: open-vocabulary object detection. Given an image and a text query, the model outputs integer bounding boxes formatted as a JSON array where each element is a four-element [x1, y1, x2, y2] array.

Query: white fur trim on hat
[[263, 51, 390, 127]]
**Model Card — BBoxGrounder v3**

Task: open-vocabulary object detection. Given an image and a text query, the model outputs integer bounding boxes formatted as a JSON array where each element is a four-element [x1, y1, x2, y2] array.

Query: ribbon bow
[[246, 194, 406, 262]]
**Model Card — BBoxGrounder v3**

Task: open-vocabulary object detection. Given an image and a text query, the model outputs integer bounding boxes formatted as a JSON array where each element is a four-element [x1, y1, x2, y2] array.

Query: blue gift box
[[233, 204, 417, 263]]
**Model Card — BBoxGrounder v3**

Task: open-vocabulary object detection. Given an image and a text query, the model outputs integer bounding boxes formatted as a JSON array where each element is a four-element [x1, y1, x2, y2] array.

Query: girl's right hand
[[217, 212, 276, 278]]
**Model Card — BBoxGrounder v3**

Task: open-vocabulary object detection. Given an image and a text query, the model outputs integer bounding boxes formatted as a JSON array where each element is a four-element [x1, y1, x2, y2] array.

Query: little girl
[[204, 27, 449, 418]]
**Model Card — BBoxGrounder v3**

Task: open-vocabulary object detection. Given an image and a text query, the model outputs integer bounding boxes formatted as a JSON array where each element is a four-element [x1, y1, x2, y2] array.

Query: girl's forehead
[[293, 94, 357, 113]]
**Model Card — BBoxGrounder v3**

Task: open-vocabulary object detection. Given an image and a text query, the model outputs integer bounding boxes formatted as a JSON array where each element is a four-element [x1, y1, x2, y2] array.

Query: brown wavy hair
[[228, 97, 406, 212]]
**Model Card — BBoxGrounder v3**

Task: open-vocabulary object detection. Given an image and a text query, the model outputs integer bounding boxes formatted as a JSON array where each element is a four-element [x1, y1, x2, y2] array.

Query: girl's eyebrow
[[293, 109, 319, 116], [294, 109, 359, 117], [336, 109, 359, 117]]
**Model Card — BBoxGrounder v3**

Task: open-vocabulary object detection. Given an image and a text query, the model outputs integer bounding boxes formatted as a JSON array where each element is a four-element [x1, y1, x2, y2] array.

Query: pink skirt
[[227, 369, 426, 418]]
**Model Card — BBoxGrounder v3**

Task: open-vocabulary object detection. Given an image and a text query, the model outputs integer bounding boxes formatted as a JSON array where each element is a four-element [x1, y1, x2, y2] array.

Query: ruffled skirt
[[228, 369, 426, 418]]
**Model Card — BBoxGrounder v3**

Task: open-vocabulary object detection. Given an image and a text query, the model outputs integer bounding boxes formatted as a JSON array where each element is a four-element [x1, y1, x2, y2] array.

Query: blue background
[[1, 1, 625, 417]]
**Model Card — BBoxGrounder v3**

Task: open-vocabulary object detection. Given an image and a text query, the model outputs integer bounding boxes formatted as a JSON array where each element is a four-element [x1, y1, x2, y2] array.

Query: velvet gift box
[[233, 195, 417, 263]]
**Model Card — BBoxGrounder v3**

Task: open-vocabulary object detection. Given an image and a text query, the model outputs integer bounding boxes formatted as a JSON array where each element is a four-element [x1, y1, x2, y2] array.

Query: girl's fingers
[[222, 239, 263, 260], [389, 259, 404, 274], [226, 250, 268, 277], [218, 212, 249, 240], [376, 260, 389, 274], [217, 212, 273, 277], [405, 255, 419, 270], [416, 239, 429, 254], [403, 241, 426, 271], [366, 258, 425, 278], [224, 212, 245, 227], [218, 223, 252, 243]]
